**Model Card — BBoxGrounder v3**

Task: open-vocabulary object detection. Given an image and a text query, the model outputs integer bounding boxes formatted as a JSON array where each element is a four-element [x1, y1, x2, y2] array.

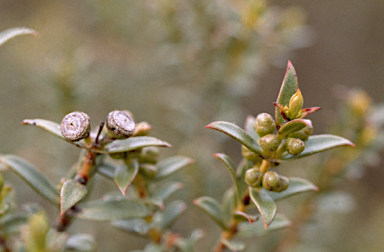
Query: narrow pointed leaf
[[275, 61, 299, 126], [0, 155, 59, 205], [78, 198, 150, 221], [111, 218, 152, 236], [155, 181, 183, 200], [233, 211, 258, 223], [299, 107, 321, 118], [22, 119, 84, 147], [154, 156, 194, 180], [60, 179, 88, 215], [267, 178, 318, 201], [222, 188, 238, 223], [280, 134, 355, 160], [102, 136, 171, 153], [221, 239, 246, 251], [66, 234, 96, 252], [278, 119, 312, 137], [237, 214, 292, 238], [114, 160, 139, 195], [194, 196, 228, 230], [214, 153, 241, 200], [249, 187, 276, 229], [158, 200, 186, 231], [206, 121, 263, 156], [145, 196, 164, 209], [96, 162, 117, 180], [244, 116, 259, 140], [0, 27, 37, 46]]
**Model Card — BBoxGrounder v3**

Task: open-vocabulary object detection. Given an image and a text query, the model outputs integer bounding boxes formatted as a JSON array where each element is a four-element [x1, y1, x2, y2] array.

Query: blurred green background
[[1, 1, 384, 251]]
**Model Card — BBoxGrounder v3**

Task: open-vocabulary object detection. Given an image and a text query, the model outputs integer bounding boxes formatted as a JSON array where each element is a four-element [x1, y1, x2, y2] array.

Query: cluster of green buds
[[245, 167, 289, 192]]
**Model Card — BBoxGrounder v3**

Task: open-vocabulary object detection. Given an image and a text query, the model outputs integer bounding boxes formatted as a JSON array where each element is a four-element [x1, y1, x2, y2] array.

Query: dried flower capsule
[[286, 138, 305, 155], [259, 134, 281, 152], [262, 171, 280, 191], [106, 110, 135, 139], [254, 113, 275, 137], [60, 111, 91, 141], [245, 167, 263, 187]]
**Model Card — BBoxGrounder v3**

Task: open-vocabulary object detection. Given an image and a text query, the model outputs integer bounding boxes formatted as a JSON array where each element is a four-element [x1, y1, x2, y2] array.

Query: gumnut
[[60, 111, 91, 141], [106, 110, 135, 139]]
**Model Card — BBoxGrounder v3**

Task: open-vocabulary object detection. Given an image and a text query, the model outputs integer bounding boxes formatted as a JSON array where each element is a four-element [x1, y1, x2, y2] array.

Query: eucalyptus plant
[[196, 61, 354, 251]]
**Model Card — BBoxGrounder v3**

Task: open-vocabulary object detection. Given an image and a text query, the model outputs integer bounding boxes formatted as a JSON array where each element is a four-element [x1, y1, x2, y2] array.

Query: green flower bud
[[106, 110, 135, 139], [259, 134, 281, 152], [241, 145, 261, 162], [60, 111, 91, 141], [254, 113, 275, 137], [140, 163, 158, 179], [286, 138, 305, 155], [245, 167, 263, 187], [288, 88, 303, 119], [273, 175, 289, 192], [139, 146, 159, 164], [262, 171, 280, 191], [288, 123, 313, 141]]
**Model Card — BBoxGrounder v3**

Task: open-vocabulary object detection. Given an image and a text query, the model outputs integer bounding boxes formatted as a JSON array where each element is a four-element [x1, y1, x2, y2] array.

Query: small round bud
[[255, 113, 275, 137], [262, 171, 280, 191], [140, 164, 158, 179], [60, 111, 91, 141], [286, 138, 305, 155], [241, 145, 261, 162], [273, 175, 289, 192], [288, 88, 304, 119], [139, 146, 159, 164], [245, 168, 263, 187], [259, 134, 281, 152], [106, 110, 135, 139], [288, 124, 313, 141]]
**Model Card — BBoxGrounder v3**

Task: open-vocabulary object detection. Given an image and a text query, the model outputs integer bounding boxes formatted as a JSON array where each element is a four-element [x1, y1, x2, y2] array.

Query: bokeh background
[[0, 1, 384, 251]]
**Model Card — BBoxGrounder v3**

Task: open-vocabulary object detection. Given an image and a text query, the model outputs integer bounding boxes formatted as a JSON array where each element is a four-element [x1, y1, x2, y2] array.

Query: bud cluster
[[245, 167, 289, 192]]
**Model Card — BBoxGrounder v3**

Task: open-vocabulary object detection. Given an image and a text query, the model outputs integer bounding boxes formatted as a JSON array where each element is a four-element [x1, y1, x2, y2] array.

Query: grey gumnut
[[60, 111, 91, 141], [106, 110, 135, 139]]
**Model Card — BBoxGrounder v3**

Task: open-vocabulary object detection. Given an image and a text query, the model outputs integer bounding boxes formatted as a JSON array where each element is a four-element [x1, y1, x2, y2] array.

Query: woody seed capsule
[[60, 111, 91, 141], [106, 110, 135, 139]]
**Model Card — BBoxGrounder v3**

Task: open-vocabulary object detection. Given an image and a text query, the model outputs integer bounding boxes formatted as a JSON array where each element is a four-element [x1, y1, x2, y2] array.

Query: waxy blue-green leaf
[[158, 200, 186, 231], [155, 181, 183, 200], [244, 115, 259, 140], [78, 198, 150, 221], [0, 27, 37, 46], [280, 134, 355, 160], [96, 162, 117, 180], [22, 119, 85, 148], [221, 239, 246, 251], [237, 214, 292, 238], [233, 211, 258, 224], [206, 121, 263, 156], [111, 218, 152, 236], [249, 187, 276, 229], [66, 234, 96, 252], [60, 179, 88, 215], [194, 196, 228, 230], [214, 153, 241, 200], [267, 177, 318, 201], [0, 155, 59, 206], [278, 119, 312, 137], [0, 213, 27, 234], [154, 156, 194, 180], [275, 61, 299, 126], [102, 136, 171, 153], [222, 188, 238, 223], [114, 160, 139, 195]]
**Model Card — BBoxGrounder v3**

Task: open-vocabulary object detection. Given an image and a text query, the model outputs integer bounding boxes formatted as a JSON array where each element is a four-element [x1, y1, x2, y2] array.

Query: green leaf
[[206, 121, 263, 156], [278, 119, 312, 137], [0, 213, 27, 234], [237, 214, 292, 238], [280, 134, 355, 160], [96, 162, 117, 180], [275, 61, 299, 126], [155, 181, 183, 201], [214, 153, 241, 200], [158, 200, 186, 231], [66, 234, 96, 252], [0, 155, 59, 206], [249, 187, 276, 229], [194, 196, 228, 230], [60, 179, 88, 215], [0, 27, 37, 46], [233, 211, 258, 224], [154, 156, 194, 180], [244, 116, 259, 140], [114, 160, 139, 195], [111, 218, 152, 236], [221, 239, 246, 251], [22, 119, 85, 148], [267, 177, 318, 201], [222, 188, 238, 223], [102, 136, 171, 153], [77, 198, 150, 221]]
